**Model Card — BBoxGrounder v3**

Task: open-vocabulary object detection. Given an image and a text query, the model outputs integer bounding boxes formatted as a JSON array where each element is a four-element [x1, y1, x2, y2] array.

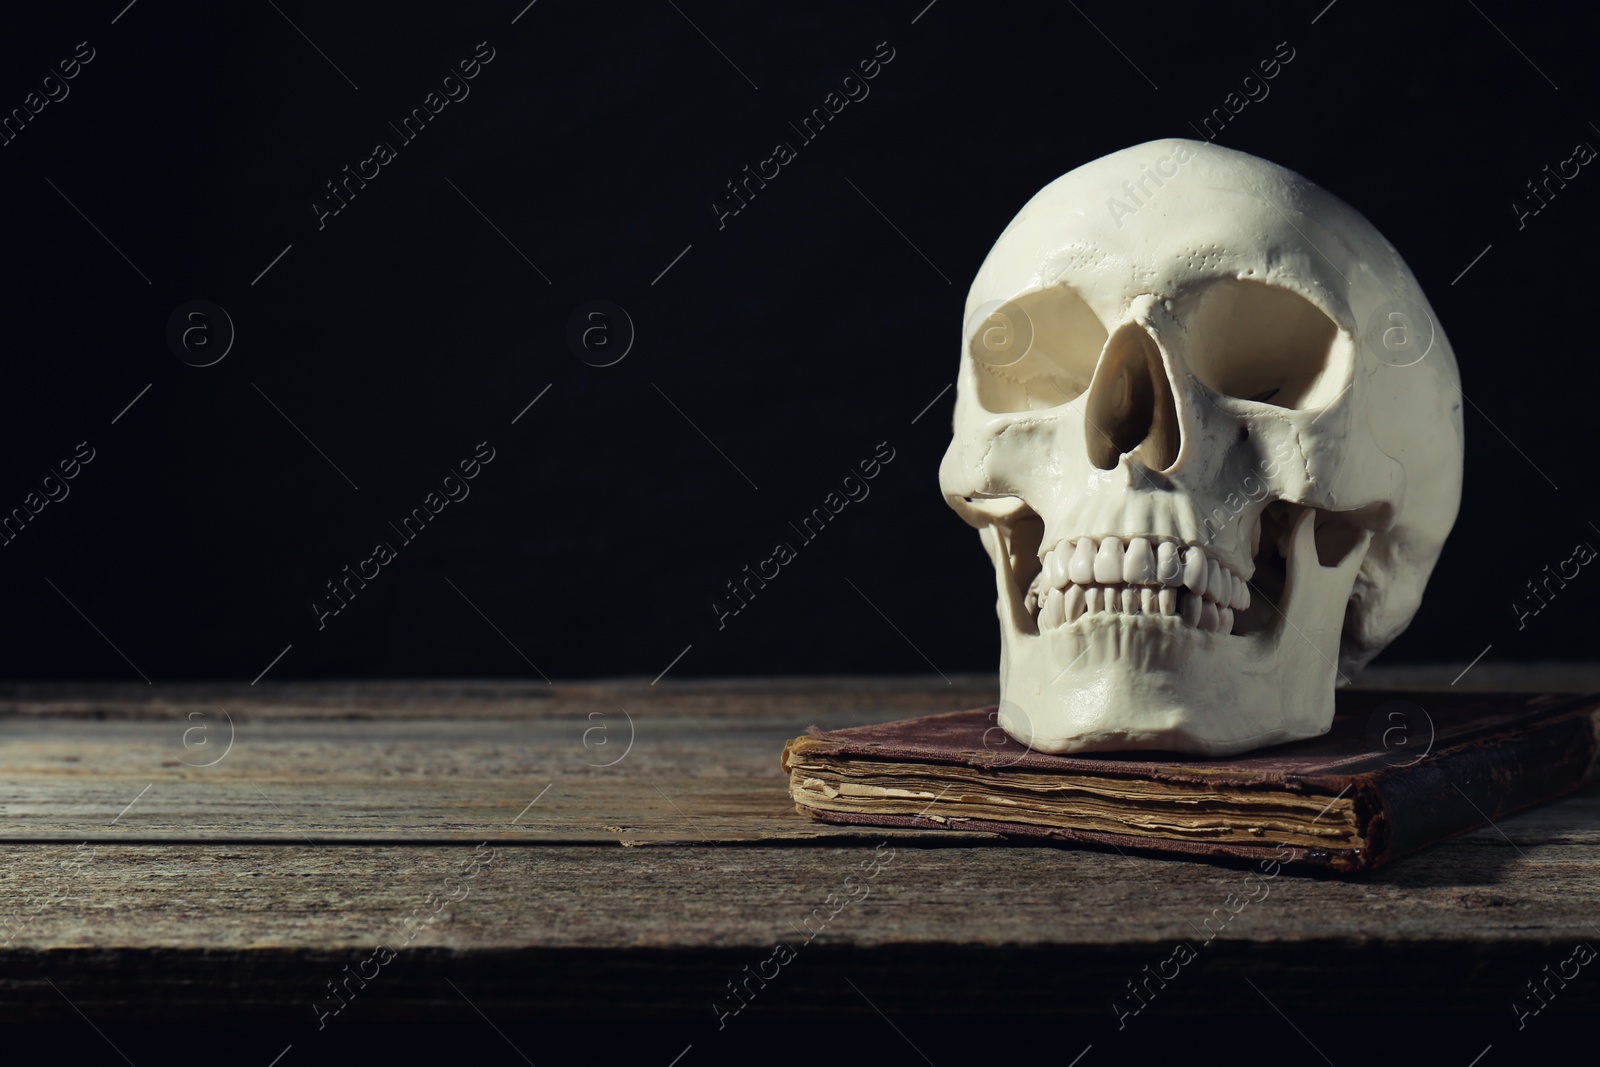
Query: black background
[[2, 0, 1597, 686]]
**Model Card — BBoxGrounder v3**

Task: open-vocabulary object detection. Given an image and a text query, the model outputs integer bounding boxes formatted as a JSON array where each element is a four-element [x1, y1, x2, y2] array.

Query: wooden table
[[3, 669, 1597, 1051]]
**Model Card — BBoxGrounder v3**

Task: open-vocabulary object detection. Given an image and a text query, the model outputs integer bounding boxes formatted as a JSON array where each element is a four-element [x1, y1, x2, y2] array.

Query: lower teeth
[[1034, 584, 1235, 634]]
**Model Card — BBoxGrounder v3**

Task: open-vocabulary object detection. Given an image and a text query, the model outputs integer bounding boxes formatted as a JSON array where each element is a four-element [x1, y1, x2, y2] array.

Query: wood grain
[[2, 672, 1596, 1021], [0, 679, 1005, 843]]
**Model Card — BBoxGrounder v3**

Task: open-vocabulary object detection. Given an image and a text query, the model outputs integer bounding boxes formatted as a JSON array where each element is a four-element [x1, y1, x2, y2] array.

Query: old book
[[781, 690, 1600, 872]]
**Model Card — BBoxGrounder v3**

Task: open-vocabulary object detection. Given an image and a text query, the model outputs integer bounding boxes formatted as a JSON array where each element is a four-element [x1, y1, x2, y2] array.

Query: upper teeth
[[1027, 536, 1250, 634]]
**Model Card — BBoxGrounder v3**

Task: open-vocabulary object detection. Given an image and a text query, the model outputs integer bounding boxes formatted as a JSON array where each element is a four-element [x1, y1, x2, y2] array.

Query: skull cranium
[[939, 139, 1463, 756]]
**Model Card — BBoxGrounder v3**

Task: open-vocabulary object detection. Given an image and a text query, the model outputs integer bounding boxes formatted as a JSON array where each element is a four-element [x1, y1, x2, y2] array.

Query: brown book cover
[[781, 690, 1600, 872]]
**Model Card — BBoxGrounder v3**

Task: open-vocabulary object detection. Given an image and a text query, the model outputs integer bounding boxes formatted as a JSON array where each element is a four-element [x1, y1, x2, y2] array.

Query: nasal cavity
[[1085, 324, 1180, 472]]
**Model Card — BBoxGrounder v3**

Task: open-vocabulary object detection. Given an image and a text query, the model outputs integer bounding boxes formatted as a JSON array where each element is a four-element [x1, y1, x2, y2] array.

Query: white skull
[[940, 139, 1463, 756]]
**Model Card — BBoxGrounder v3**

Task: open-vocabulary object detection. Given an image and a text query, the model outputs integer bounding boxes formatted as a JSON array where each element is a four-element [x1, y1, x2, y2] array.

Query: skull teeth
[[1027, 536, 1249, 634]]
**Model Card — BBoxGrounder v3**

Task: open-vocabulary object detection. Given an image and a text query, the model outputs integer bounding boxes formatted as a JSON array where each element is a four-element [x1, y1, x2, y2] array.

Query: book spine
[[1361, 704, 1600, 870]]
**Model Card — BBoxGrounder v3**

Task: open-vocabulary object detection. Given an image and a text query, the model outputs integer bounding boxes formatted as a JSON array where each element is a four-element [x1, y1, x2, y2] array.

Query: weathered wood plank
[[0, 715, 1011, 843], [1, 672, 1595, 1025], [4, 837, 1598, 951], [2, 839, 1597, 1021], [4, 673, 1595, 844], [0, 677, 1004, 842]]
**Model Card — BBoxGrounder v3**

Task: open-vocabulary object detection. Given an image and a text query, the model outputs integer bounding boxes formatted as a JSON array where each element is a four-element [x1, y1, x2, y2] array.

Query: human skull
[[940, 139, 1463, 756]]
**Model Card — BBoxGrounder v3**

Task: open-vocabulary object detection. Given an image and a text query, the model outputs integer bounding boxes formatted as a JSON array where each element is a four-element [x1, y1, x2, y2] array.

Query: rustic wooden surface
[[2, 668, 1598, 1029]]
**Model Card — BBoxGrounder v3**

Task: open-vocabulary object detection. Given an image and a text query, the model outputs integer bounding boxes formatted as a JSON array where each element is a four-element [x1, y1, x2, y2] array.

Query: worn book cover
[[781, 690, 1600, 871]]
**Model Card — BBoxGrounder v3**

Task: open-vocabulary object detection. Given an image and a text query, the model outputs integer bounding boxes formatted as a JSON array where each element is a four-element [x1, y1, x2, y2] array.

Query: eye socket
[[968, 284, 1108, 414], [1177, 279, 1348, 410]]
